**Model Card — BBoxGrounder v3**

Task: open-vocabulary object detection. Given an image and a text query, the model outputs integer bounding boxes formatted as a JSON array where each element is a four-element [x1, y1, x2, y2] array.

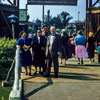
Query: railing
[[9, 47, 22, 100], [13, 47, 21, 90]]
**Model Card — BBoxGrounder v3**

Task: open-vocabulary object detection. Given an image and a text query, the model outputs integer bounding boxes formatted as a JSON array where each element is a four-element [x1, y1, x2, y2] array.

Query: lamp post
[[42, 0, 45, 26], [8, 14, 18, 39]]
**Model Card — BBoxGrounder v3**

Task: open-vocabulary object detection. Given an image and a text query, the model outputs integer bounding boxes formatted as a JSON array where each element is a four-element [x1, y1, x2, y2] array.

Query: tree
[[50, 15, 62, 29], [35, 18, 42, 29], [44, 10, 52, 30], [60, 11, 73, 28], [44, 11, 73, 29]]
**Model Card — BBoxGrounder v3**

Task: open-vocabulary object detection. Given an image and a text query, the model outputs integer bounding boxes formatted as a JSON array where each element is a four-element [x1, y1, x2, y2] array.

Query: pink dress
[[75, 45, 88, 58], [70, 37, 75, 45]]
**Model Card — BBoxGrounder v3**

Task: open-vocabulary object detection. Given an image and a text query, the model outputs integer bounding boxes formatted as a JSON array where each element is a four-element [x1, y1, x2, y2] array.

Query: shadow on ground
[[23, 78, 53, 100], [22, 64, 100, 100], [58, 72, 100, 80]]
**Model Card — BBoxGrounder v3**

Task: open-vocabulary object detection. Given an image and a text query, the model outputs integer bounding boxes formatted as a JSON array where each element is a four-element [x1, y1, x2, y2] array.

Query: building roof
[[0, 3, 18, 12], [70, 21, 85, 25], [19, 21, 39, 26]]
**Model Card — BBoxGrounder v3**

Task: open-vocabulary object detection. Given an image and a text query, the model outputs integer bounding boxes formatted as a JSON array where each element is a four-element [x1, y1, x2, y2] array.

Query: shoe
[[29, 73, 32, 76], [43, 74, 50, 77], [64, 63, 67, 66], [81, 61, 83, 64], [34, 72, 37, 75], [93, 59, 95, 62], [78, 62, 80, 64], [39, 72, 43, 75], [25, 72, 28, 75], [43, 71, 46, 75], [54, 76, 58, 78]]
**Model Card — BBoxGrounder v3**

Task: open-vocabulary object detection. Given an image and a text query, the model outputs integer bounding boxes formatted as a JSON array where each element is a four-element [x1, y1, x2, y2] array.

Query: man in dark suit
[[44, 26, 61, 78], [32, 29, 45, 75]]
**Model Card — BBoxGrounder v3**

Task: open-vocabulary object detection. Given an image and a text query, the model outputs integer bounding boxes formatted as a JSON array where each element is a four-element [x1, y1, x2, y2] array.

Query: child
[[97, 42, 100, 63]]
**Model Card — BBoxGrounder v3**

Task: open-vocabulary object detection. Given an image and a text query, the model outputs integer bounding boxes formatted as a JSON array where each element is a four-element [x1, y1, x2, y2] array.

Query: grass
[[0, 81, 12, 100]]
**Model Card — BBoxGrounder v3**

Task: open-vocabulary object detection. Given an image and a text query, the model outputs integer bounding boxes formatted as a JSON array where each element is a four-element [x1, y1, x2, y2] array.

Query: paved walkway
[[21, 57, 100, 100]]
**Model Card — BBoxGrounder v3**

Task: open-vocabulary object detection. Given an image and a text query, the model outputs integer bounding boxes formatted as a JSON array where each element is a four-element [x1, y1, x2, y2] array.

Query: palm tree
[[60, 11, 73, 28]]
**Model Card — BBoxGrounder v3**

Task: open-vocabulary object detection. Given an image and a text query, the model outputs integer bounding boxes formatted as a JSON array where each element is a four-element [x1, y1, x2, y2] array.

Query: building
[[0, 3, 19, 38]]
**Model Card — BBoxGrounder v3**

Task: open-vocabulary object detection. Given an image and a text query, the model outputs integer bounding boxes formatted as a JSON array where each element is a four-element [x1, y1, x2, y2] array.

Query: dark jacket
[[32, 35, 45, 66]]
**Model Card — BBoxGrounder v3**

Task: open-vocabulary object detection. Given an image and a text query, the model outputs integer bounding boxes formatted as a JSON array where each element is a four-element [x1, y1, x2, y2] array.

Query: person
[[60, 29, 71, 65], [28, 31, 33, 44], [70, 33, 76, 57], [69, 32, 72, 39], [32, 29, 45, 75], [44, 26, 61, 78], [16, 31, 32, 75], [97, 42, 100, 63], [86, 32, 95, 63], [41, 25, 50, 72], [42, 25, 50, 36], [75, 31, 88, 64]]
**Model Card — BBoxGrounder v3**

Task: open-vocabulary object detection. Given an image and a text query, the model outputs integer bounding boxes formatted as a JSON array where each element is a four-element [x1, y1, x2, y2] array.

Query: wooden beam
[[94, 26, 100, 37], [86, 0, 89, 10], [0, 5, 18, 12], [13, 0, 16, 5], [87, 10, 100, 14], [89, 0, 92, 8], [17, 0, 19, 8], [0, 11, 12, 33], [7, 0, 13, 5], [92, 0, 99, 7], [85, 0, 89, 39]]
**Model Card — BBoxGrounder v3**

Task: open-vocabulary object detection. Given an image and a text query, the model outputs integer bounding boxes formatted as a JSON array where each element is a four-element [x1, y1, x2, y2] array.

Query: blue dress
[[16, 38, 32, 67]]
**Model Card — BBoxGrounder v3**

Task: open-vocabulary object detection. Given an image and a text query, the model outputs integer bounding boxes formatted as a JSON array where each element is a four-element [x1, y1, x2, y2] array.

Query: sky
[[21, 0, 86, 22], [2, 0, 100, 22]]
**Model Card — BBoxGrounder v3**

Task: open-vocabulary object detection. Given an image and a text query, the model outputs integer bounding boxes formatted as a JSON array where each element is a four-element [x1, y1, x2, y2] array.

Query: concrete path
[[21, 58, 100, 100], [23, 82, 100, 100]]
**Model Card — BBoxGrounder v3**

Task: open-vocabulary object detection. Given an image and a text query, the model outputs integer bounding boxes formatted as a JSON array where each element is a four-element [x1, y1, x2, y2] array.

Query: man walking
[[44, 26, 61, 78]]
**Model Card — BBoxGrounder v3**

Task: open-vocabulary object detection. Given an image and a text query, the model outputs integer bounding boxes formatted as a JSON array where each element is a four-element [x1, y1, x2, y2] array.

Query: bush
[[0, 37, 17, 80]]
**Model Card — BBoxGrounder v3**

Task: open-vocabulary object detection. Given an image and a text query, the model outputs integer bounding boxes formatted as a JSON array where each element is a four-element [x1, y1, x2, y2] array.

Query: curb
[[9, 79, 23, 100]]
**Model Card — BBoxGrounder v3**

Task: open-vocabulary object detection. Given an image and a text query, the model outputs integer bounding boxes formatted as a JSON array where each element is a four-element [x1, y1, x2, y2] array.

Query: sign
[[27, 0, 77, 6], [19, 9, 27, 22]]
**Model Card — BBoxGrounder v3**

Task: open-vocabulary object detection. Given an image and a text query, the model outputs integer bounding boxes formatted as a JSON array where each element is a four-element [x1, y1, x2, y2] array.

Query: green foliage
[[0, 81, 12, 99], [77, 24, 84, 31], [44, 11, 73, 29], [0, 37, 17, 80]]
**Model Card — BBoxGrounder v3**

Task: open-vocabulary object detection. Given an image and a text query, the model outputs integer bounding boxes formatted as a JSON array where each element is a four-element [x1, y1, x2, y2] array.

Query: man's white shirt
[[37, 36, 40, 44]]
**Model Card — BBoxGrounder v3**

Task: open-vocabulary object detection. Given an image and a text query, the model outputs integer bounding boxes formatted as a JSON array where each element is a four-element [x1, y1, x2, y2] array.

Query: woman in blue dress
[[16, 31, 32, 75]]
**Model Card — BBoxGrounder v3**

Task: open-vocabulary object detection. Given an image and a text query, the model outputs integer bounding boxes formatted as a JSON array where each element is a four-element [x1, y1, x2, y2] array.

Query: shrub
[[0, 37, 17, 80]]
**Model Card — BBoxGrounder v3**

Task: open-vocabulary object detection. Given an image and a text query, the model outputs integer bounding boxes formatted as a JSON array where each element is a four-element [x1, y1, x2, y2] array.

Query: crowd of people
[[16, 25, 100, 78]]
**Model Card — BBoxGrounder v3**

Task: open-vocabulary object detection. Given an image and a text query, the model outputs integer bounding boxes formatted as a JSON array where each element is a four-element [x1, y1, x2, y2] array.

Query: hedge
[[0, 37, 17, 80]]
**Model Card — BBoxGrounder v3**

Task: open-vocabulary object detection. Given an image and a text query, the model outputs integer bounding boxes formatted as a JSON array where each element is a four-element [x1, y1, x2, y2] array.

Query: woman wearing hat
[[86, 32, 95, 63]]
